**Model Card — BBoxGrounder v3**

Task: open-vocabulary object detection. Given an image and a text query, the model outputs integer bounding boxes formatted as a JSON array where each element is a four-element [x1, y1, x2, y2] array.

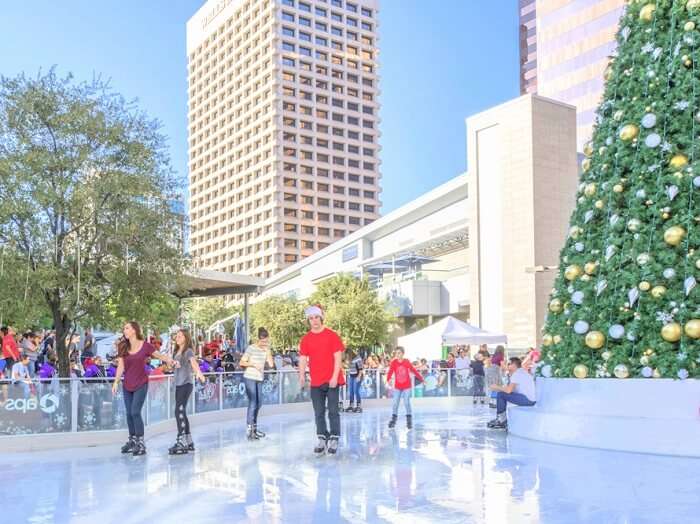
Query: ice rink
[[2, 400, 697, 524]]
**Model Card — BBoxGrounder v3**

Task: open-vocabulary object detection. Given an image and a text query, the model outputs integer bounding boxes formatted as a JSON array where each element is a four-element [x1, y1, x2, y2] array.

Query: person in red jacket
[[298, 304, 345, 455], [386, 346, 423, 430], [2, 326, 20, 372]]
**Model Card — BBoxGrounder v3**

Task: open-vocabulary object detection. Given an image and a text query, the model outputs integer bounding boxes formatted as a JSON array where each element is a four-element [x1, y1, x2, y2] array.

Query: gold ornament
[[585, 331, 605, 349], [663, 225, 686, 246], [685, 21, 696, 31], [662, 212, 670, 220], [553, 335, 562, 344], [583, 142, 594, 157], [584, 183, 597, 197], [564, 265, 583, 281], [619, 124, 639, 142], [581, 274, 591, 282], [594, 199, 604, 209], [573, 364, 588, 379], [688, 0, 700, 11], [581, 158, 592, 172], [639, 3, 656, 22], [569, 225, 583, 239], [604, 66, 614, 82], [584, 262, 598, 275], [644, 348, 654, 356], [549, 299, 563, 313], [661, 322, 682, 342], [669, 154, 689, 170], [652, 368, 661, 378], [598, 146, 607, 155], [542, 334, 553, 346], [651, 286, 667, 298], [614, 364, 630, 379], [638, 281, 651, 291], [684, 319, 700, 339], [613, 184, 624, 193]]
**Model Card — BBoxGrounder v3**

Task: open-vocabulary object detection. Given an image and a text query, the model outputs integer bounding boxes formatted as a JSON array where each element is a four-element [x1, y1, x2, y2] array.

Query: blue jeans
[[123, 383, 148, 437], [391, 388, 412, 416], [496, 391, 535, 414], [347, 374, 362, 405], [244, 378, 262, 425]]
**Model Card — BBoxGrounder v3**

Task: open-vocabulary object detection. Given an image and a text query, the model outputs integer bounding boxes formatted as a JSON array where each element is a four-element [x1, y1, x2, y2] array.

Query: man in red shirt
[[386, 346, 423, 430], [299, 305, 345, 455], [2, 326, 20, 372]]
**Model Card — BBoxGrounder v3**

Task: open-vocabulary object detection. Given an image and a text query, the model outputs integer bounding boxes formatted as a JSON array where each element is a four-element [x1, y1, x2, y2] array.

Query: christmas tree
[[540, 0, 700, 380]]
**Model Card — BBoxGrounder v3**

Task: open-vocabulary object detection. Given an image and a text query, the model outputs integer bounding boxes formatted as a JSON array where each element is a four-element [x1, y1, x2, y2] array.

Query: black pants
[[310, 384, 340, 439], [175, 383, 193, 436], [123, 383, 148, 437], [244, 378, 262, 425]]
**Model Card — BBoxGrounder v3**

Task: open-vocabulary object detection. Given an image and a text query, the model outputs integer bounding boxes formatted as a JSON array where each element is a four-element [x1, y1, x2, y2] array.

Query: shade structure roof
[[176, 269, 264, 298]]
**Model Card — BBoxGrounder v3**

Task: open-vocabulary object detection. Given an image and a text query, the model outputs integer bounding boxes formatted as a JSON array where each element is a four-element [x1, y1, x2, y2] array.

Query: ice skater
[[112, 321, 176, 456], [298, 305, 345, 455], [240, 327, 274, 440], [169, 329, 205, 455], [345, 350, 364, 413], [386, 347, 423, 430]]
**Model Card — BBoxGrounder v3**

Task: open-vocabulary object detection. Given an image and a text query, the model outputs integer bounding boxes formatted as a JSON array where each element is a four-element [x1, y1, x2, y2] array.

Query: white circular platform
[[507, 378, 700, 457]]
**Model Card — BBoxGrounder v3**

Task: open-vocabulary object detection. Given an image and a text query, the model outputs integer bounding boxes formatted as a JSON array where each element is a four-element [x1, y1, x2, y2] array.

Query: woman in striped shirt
[[240, 327, 274, 440]]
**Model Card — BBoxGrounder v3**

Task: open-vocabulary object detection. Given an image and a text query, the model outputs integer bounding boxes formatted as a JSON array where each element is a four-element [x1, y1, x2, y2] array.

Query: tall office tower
[[519, 0, 625, 150], [186, 0, 382, 278], [519, 0, 537, 95]]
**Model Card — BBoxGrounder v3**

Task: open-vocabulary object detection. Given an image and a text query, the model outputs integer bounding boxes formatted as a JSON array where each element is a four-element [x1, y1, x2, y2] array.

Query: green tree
[[309, 274, 394, 349], [182, 297, 240, 335], [0, 70, 188, 376], [250, 296, 306, 350], [540, 0, 700, 380]]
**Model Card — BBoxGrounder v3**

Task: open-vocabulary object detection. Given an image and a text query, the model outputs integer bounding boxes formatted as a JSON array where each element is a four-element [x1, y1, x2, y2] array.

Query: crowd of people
[[2, 313, 540, 453]]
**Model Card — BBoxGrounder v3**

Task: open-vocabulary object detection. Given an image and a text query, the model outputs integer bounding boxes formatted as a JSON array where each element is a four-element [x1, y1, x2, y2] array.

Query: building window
[[316, 36, 327, 46], [363, 176, 375, 184], [282, 26, 295, 37], [319, 213, 330, 221], [349, 188, 359, 196], [334, 229, 345, 238], [284, 208, 298, 217], [283, 57, 295, 67], [284, 223, 297, 232], [299, 1, 311, 12], [315, 7, 327, 17], [364, 205, 374, 213], [284, 254, 298, 263], [316, 21, 327, 31], [349, 202, 360, 210], [361, 7, 372, 17], [331, 26, 343, 36], [318, 198, 330, 207], [347, 17, 357, 27], [319, 227, 330, 236], [302, 240, 314, 249], [299, 46, 312, 56], [284, 239, 298, 248], [332, 0, 342, 6], [347, 2, 357, 13], [299, 16, 311, 26], [302, 210, 314, 219], [282, 0, 294, 6], [282, 12, 295, 22], [349, 216, 361, 225], [299, 31, 311, 41], [361, 21, 372, 31], [363, 190, 374, 198], [302, 225, 315, 234]]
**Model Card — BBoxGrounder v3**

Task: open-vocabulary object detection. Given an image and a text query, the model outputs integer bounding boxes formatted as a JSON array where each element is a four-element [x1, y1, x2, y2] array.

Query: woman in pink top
[[112, 321, 175, 456]]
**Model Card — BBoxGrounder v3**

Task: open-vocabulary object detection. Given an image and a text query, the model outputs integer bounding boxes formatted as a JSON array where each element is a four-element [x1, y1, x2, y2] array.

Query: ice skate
[[121, 436, 135, 454], [246, 424, 259, 441], [253, 425, 266, 439], [168, 435, 189, 455], [314, 436, 328, 454], [185, 433, 195, 451], [327, 437, 339, 455], [406, 415, 413, 430], [354, 405, 362, 413], [132, 436, 147, 456], [345, 403, 355, 413]]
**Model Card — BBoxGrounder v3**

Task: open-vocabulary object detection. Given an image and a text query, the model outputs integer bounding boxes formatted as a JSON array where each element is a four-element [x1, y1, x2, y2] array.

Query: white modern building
[[262, 93, 579, 348]]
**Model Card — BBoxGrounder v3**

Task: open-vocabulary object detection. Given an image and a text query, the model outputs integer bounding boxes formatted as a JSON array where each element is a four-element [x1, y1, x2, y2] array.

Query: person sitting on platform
[[487, 357, 536, 429]]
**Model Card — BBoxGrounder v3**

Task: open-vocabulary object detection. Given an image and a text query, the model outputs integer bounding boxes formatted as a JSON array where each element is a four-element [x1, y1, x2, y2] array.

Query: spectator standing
[[21, 332, 40, 378], [484, 354, 502, 409], [2, 326, 20, 373], [491, 346, 505, 368], [469, 353, 486, 405]]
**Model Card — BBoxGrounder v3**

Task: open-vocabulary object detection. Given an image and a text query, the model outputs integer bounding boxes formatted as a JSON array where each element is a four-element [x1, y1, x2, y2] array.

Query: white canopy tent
[[397, 316, 508, 362]]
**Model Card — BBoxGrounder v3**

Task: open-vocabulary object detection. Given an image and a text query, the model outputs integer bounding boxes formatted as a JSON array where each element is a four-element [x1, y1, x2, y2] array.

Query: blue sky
[[0, 0, 519, 213]]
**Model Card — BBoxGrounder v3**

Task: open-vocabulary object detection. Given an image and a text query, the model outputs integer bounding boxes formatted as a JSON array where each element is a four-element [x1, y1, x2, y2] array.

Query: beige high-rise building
[[186, 0, 382, 278], [520, 0, 625, 150], [467, 94, 578, 348]]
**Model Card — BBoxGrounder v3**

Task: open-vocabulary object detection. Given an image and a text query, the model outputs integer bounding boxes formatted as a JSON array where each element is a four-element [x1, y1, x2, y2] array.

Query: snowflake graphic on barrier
[[55, 413, 67, 428], [83, 411, 96, 427]]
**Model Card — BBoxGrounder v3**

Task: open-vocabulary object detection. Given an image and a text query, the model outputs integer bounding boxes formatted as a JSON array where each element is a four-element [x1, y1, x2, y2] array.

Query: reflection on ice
[[0, 403, 697, 523]]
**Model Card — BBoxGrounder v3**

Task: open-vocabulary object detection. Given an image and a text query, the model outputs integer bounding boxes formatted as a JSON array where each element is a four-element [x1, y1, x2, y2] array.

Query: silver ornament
[[627, 218, 641, 232], [541, 365, 552, 378], [628, 287, 640, 306], [666, 185, 679, 201], [678, 369, 689, 380], [663, 268, 676, 279], [641, 366, 653, 378], [609, 324, 625, 339], [574, 242, 585, 252], [573, 320, 590, 334], [685, 276, 697, 296], [636, 189, 646, 199], [636, 253, 650, 265], [596, 280, 608, 296], [641, 113, 657, 128], [645, 133, 661, 148], [601, 351, 611, 361], [693, 176, 700, 188], [572, 291, 584, 305]]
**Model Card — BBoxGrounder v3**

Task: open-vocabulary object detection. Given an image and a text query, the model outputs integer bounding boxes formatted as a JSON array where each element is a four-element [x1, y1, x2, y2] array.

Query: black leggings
[[175, 383, 193, 436], [123, 383, 148, 437]]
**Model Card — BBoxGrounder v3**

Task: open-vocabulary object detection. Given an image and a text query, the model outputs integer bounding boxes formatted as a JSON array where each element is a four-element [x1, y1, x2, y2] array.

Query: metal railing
[[0, 368, 500, 437]]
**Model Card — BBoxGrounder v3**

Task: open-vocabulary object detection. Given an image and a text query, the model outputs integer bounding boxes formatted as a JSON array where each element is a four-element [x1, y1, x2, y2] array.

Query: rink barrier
[[0, 368, 480, 448]]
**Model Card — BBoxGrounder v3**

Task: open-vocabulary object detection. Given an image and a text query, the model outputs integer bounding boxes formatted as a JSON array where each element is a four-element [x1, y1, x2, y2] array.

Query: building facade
[[467, 94, 578, 349], [186, 0, 382, 278], [519, 0, 625, 150]]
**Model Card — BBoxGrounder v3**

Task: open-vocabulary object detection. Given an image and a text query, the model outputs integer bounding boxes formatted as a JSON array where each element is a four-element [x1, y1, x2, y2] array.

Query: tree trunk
[[52, 304, 71, 378]]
